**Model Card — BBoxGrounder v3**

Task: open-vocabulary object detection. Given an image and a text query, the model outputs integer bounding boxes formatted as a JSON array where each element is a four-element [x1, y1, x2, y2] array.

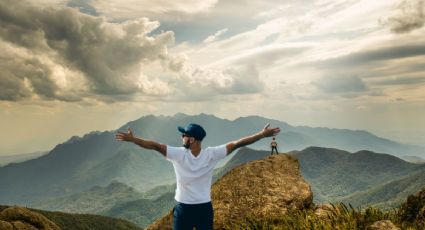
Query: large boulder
[[147, 154, 313, 229], [0, 220, 13, 230], [0, 206, 60, 230]]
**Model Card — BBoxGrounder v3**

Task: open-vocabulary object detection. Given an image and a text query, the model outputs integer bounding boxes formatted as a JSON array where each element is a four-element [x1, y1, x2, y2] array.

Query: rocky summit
[[0, 206, 60, 230], [147, 154, 313, 229]]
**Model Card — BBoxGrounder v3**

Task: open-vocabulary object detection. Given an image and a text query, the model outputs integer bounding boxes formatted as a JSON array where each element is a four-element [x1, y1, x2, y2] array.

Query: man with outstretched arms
[[116, 123, 280, 230]]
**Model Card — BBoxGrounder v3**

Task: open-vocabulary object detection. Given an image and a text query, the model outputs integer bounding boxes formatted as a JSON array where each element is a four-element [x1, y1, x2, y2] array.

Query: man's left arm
[[225, 124, 280, 155]]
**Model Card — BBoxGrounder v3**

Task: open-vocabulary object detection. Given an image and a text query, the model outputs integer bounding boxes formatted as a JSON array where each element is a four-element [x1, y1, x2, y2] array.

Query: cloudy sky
[[1, 0, 424, 155]]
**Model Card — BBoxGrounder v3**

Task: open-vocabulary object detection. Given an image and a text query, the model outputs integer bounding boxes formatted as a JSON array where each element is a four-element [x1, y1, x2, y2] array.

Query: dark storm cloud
[[0, 0, 174, 101], [387, 0, 425, 34], [0, 0, 269, 103]]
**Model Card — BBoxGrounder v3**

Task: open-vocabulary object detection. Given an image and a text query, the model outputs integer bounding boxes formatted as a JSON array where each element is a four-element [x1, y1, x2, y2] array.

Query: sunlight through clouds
[[2, 0, 425, 154]]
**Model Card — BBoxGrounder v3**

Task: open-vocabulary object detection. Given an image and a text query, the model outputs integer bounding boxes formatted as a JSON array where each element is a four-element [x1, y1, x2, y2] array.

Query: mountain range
[[1, 113, 424, 227], [1, 156, 424, 229], [0, 151, 47, 167], [1, 113, 423, 204], [293, 147, 425, 206], [29, 146, 425, 228]]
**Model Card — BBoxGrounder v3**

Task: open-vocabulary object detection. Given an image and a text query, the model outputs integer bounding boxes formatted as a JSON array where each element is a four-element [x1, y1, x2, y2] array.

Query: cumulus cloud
[[164, 61, 264, 101], [386, 0, 425, 33], [0, 0, 177, 102], [1, 0, 267, 103]]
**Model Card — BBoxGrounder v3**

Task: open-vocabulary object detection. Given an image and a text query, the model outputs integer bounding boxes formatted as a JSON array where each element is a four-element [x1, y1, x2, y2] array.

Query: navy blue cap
[[178, 123, 206, 141]]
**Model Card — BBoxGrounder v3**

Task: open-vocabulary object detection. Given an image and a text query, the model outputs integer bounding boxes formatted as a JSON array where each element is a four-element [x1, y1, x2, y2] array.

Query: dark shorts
[[173, 201, 213, 230]]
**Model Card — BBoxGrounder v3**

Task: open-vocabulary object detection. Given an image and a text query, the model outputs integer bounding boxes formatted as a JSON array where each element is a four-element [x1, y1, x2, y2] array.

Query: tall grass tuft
[[224, 203, 416, 230]]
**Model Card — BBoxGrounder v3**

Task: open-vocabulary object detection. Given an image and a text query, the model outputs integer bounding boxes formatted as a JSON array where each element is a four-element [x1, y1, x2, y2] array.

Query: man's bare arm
[[115, 128, 167, 156], [226, 124, 280, 155]]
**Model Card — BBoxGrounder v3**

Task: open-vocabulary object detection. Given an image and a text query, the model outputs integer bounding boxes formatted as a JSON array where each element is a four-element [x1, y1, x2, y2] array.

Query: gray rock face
[[147, 154, 313, 229]]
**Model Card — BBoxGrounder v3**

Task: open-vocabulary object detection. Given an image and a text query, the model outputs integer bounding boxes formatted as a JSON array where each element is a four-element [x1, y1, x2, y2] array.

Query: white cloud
[[3, 0, 425, 154], [0, 0, 179, 102], [203, 28, 228, 43], [90, 0, 219, 19]]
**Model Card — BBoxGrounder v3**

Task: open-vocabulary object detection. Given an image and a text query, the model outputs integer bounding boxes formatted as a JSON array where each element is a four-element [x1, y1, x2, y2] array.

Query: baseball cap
[[177, 123, 206, 141]]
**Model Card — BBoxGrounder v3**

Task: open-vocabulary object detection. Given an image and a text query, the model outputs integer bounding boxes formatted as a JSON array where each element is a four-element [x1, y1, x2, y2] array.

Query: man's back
[[166, 145, 227, 204]]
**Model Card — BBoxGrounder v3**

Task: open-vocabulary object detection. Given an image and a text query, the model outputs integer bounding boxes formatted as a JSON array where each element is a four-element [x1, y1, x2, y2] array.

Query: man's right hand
[[115, 127, 135, 142]]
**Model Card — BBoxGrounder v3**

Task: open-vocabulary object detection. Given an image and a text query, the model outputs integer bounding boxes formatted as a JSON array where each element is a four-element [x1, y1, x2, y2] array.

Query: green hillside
[[104, 191, 176, 228], [338, 170, 425, 209], [70, 148, 175, 192], [34, 181, 176, 229], [293, 147, 425, 203], [0, 205, 142, 230], [35, 181, 144, 214]]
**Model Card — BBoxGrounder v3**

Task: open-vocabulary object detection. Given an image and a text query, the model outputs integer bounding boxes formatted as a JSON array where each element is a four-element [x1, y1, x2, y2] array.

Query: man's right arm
[[115, 128, 166, 157]]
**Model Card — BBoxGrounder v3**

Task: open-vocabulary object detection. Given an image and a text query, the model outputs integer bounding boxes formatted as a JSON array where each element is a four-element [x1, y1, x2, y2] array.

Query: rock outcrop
[[0, 206, 60, 230], [367, 220, 400, 230], [147, 154, 313, 229]]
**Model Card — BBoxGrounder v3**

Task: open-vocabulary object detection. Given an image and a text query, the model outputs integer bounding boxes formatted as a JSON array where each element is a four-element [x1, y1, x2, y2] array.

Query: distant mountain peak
[[302, 146, 347, 154]]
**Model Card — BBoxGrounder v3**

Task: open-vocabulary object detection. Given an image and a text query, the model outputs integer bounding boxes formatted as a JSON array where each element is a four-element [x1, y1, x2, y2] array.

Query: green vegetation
[[104, 191, 176, 228], [398, 187, 425, 229], [338, 170, 425, 210], [225, 203, 423, 230], [35, 181, 176, 229], [226, 204, 389, 230], [36, 181, 144, 213], [224, 187, 425, 230], [0, 205, 142, 230]]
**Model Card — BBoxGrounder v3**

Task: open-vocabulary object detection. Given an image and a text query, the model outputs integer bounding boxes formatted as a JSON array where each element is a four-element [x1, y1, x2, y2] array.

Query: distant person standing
[[271, 137, 278, 154], [115, 123, 280, 230]]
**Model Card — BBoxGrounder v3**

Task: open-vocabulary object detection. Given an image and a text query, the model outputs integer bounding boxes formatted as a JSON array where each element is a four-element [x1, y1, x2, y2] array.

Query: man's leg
[[173, 203, 194, 230], [193, 202, 213, 230]]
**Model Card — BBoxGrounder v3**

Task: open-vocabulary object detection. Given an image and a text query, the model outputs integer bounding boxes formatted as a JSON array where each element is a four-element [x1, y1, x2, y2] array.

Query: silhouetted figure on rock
[[271, 137, 278, 155]]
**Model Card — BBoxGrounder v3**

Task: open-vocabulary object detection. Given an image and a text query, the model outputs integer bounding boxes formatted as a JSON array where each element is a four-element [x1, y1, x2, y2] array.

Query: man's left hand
[[261, 123, 280, 137]]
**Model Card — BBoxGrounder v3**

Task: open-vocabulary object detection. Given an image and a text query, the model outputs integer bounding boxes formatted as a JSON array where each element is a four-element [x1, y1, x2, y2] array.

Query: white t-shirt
[[166, 145, 228, 204]]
